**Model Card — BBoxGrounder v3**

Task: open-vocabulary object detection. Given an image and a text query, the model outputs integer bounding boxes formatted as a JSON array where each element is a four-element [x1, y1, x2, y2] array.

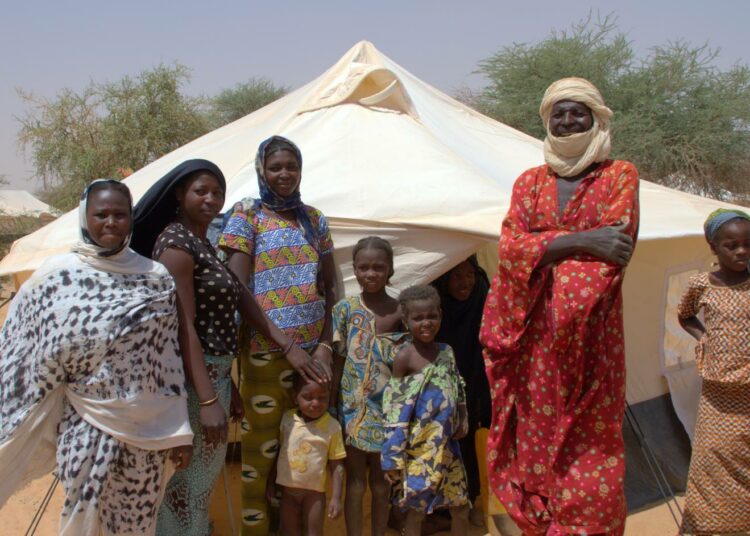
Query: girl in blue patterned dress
[[382, 285, 470, 536]]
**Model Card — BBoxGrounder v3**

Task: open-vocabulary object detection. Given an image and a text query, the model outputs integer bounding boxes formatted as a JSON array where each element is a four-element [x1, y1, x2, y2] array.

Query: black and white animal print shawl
[[0, 250, 193, 510]]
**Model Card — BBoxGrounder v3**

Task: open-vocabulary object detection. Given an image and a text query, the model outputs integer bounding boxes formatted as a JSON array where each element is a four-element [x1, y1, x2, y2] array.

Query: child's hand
[[327, 496, 342, 519], [453, 403, 469, 439], [229, 381, 244, 422], [453, 418, 469, 440], [384, 469, 400, 485], [169, 444, 193, 470]]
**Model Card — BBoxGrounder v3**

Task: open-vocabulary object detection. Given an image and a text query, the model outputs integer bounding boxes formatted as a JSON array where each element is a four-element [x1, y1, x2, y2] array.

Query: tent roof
[[0, 41, 743, 281], [0, 190, 56, 217]]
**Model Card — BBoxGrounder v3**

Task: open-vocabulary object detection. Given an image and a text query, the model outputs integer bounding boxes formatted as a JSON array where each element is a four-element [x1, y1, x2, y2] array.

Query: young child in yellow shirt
[[267, 373, 346, 536]]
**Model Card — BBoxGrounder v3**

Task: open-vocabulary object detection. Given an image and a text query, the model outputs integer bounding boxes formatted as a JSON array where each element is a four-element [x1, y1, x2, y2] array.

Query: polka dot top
[[154, 222, 240, 356]]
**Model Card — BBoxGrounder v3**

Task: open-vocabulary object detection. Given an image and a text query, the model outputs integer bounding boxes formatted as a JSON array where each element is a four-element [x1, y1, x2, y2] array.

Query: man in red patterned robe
[[480, 78, 639, 535]]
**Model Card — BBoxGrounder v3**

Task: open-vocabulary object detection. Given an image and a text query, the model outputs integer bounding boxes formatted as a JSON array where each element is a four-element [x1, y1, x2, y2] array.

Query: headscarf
[[250, 135, 320, 253], [704, 208, 750, 242], [433, 255, 492, 427], [69, 179, 159, 275], [131, 159, 226, 258], [539, 77, 613, 178], [73, 179, 133, 258]]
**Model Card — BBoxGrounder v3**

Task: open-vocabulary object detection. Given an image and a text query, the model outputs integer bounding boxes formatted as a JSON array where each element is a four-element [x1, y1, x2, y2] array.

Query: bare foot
[[469, 505, 484, 527], [490, 513, 522, 536]]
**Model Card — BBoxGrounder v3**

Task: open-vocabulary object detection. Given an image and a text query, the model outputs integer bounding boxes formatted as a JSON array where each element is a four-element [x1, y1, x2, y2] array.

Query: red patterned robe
[[480, 160, 639, 535]]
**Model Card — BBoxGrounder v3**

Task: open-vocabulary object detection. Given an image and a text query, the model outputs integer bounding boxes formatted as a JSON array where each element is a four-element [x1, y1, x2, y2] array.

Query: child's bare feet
[[468, 505, 484, 527], [491, 513, 522, 536]]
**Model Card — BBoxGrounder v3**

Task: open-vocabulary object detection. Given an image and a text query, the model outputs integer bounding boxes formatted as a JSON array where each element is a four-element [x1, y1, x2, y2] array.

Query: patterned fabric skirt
[[56, 402, 171, 536], [156, 354, 234, 536], [682, 380, 750, 535], [239, 350, 294, 536]]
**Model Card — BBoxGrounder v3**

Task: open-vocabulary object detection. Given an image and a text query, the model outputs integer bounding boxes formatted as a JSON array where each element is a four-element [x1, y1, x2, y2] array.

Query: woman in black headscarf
[[132, 159, 316, 536], [433, 255, 491, 526]]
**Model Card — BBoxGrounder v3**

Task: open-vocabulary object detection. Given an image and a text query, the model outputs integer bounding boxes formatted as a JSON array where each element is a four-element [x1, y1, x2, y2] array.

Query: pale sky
[[2, 0, 748, 191]]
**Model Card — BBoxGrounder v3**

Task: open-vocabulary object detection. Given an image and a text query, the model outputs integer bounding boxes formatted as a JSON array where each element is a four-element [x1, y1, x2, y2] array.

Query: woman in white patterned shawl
[[0, 180, 193, 535]]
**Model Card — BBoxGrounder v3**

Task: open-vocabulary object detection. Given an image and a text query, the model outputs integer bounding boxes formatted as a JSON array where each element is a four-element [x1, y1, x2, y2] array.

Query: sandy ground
[[1, 465, 686, 536]]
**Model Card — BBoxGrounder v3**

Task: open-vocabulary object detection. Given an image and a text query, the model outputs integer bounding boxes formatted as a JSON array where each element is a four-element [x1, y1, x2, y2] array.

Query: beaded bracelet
[[283, 339, 295, 354]]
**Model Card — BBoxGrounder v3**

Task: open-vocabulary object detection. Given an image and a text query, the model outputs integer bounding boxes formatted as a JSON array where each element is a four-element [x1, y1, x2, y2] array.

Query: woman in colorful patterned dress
[[219, 136, 336, 535], [0, 180, 193, 536], [382, 285, 469, 536], [132, 159, 311, 536], [480, 77, 639, 535], [333, 236, 403, 536], [677, 209, 750, 535]]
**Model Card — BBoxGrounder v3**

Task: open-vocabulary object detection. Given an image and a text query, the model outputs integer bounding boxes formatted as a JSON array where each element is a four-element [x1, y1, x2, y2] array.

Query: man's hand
[[581, 222, 634, 265]]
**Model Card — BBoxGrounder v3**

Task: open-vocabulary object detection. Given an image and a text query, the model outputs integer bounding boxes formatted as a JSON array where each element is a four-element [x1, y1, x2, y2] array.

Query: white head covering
[[0, 182, 192, 508], [70, 179, 157, 275], [539, 77, 613, 177]]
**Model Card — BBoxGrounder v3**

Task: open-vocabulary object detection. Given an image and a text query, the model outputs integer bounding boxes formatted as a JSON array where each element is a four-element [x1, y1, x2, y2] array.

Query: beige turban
[[539, 77, 613, 177]]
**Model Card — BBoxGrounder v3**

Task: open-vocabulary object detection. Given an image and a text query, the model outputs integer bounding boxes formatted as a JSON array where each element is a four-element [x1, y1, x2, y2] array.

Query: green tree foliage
[[472, 15, 750, 198], [209, 77, 288, 128], [17, 67, 288, 211], [18, 64, 208, 211], [99, 65, 209, 175]]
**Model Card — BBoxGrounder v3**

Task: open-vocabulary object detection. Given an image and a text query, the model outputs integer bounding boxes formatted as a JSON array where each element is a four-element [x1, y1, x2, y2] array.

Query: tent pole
[[624, 401, 692, 534], [24, 475, 58, 536]]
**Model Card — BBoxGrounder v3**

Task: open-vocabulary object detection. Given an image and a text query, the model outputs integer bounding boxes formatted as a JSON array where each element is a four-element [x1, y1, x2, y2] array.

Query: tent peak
[[298, 41, 418, 119], [346, 40, 379, 62]]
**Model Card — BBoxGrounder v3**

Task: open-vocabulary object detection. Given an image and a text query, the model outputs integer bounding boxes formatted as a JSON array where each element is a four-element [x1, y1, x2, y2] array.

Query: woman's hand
[[311, 344, 333, 382], [581, 222, 634, 265], [229, 382, 244, 422], [265, 477, 279, 507], [285, 344, 330, 384], [199, 401, 228, 446], [170, 444, 193, 470]]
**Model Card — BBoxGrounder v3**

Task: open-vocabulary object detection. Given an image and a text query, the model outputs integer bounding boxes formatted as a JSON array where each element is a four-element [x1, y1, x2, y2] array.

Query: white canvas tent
[[0, 190, 56, 217], [0, 40, 744, 504]]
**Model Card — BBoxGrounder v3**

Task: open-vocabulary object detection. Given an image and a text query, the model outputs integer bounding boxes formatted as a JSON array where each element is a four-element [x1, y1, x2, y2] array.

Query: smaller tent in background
[[0, 190, 58, 254], [0, 189, 57, 219]]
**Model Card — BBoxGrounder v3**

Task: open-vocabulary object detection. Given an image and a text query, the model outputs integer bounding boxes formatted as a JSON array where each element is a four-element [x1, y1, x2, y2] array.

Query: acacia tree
[[18, 67, 288, 211], [209, 77, 288, 128], [471, 15, 750, 198], [17, 64, 208, 210]]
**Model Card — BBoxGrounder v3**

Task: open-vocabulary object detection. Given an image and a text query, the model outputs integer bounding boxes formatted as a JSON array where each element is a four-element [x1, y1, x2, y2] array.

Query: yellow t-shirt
[[276, 410, 347, 492]]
